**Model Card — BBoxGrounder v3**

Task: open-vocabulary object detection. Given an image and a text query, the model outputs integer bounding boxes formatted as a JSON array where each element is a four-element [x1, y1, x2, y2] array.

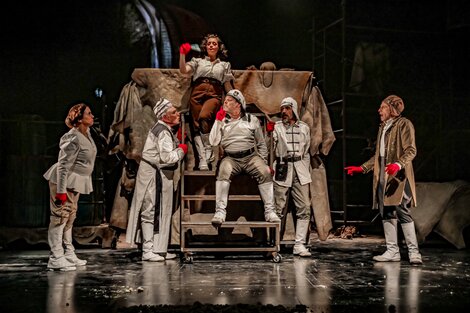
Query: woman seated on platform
[[179, 34, 234, 170]]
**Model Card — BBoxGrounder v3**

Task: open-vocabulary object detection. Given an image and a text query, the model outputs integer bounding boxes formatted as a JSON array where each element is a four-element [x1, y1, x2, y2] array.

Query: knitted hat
[[280, 97, 299, 120], [153, 98, 172, 119], [383, 95, 404, 117], [226, 89, 246, 110]]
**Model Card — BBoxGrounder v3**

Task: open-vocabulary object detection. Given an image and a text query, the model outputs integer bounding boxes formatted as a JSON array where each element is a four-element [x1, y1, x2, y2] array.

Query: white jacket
[[43, 128, 97, 194], [272, 120, 312, 187]]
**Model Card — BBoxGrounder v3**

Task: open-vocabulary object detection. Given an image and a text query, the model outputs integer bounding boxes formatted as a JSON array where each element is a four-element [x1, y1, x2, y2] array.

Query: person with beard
[[208, 89, 281, 226], [345, 95, 422, 265], [267, 97, 312, 257], [179, 34, 234, 170]]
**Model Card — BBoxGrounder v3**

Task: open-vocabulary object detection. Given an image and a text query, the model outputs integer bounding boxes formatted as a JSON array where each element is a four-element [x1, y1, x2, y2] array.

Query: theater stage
[[0, 235, 469, 313]]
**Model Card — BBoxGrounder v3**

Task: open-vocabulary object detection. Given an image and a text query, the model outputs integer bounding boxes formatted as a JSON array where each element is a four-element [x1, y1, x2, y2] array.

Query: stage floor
[[0, 235, 469, 313]]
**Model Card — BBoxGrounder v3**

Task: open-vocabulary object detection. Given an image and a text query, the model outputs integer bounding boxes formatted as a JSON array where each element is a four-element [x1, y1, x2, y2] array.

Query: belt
[[277, 156, 302, 163], [225, 147, 255, 159], [192, 77, 222, 87]]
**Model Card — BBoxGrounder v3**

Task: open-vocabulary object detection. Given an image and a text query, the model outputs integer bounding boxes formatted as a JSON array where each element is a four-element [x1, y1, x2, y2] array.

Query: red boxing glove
[[179, 43, 191, 55], [55, 193, 67, 205], [178, 143, 188, 155], [344, 166, 363, 176], [266, 121, 275, 133], [385, 163, 400, 176], [215, 107, 226, 121]]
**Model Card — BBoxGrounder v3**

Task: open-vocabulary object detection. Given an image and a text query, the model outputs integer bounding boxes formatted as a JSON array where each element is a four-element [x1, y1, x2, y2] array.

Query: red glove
[[215, 107, 226, 121], [55, 193, 67, 205], [385, 163, 400, 176], [344, 166, 363, 176], [266, 121, 275, 133], [178, 143, 188, 155], [176, 127, 186, 143], [269, 166, 275, 176], [179, 43, 191, 55]]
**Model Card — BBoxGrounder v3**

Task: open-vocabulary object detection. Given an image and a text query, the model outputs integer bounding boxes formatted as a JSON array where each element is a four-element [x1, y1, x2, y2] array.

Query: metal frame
[[178, 114, 281, 263]]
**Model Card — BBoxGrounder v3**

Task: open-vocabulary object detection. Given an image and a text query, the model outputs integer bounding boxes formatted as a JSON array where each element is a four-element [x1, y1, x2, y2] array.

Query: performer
[[179, 34, 234, 170], [267, 97, 312, 257], [43, 103, 97, 271], [345, 95, 422, 265], [209, 89, 281, 226], [126, 99, 187, 262]]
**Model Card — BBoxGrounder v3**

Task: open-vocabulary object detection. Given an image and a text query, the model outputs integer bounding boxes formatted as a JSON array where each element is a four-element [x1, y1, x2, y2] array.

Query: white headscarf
[[280, 97, 299, 120]]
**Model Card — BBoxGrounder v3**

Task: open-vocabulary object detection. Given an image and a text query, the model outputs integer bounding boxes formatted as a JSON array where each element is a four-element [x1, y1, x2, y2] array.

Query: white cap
[[153, 98, 172, 119], [226, 89, 246, 110]]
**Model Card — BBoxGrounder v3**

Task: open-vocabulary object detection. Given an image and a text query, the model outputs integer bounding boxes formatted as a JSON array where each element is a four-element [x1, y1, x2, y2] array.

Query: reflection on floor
[[0, 236, 469, 313]]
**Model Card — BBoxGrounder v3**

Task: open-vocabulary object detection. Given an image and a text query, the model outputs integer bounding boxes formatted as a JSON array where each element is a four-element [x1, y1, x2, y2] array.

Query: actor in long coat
[[345, 95, 422, 265]]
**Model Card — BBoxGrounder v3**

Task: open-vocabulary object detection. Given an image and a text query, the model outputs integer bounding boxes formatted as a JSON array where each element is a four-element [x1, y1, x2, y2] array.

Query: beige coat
[[361, 117, 417, 209]]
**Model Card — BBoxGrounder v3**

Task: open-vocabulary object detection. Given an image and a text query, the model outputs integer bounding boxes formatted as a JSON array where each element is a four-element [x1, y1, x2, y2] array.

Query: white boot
[[194, 136, 209, 170], [373, 219, 401, 262], [211, 180, 230, 226], [201, 133, 215, 164], [63, 228, 87, 266], [165, 253, 178, 260], [293, 220, 312, 257], [402, 222, 423, 265], [141, 222, 164, 262], [258, 182, 281, 223], [47, 220, 76, 271]]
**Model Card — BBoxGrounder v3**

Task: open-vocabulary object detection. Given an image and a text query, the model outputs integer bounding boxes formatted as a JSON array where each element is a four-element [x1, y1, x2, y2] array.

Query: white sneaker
[[142, 252, 165, 262], [373, 250, 401, 262], [211, 211, 226, 226], [65, 253, 87, 266], [47, 256, 77, 271], [409, 252, 423, 265], [165, 253, 178, 260], [265, 212, 281, 223], [293, 244, 312, 257]]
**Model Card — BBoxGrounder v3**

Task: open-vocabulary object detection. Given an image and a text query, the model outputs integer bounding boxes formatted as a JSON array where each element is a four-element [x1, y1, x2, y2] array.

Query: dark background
[[0, 0, 469, 227]]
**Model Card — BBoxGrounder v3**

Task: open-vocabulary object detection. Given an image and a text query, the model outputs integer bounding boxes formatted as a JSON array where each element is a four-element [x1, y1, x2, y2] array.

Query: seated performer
[[267, 97, 313, 257], [179, 34, 234, 170], [126, 98, 188, 262], [208, 89, 281, 226]]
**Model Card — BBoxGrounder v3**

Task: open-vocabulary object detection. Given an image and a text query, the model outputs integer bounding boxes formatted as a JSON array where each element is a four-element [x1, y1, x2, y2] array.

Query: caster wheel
[[272, 253, 282, 263], [182, 255, 193, 264]]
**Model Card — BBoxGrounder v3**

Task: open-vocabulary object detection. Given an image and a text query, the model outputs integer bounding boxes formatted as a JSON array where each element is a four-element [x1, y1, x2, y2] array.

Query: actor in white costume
[[209, 89, 280, 226], [268, 97, 312, 257], [126, 99, 187, 261]]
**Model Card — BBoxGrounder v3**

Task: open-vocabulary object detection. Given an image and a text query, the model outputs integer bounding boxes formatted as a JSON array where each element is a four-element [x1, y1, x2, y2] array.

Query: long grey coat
[[361, 116, 417, 209]]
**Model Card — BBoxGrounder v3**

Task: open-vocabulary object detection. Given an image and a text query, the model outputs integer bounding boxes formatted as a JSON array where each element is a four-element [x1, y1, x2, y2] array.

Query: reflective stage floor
[[0, 236, 469, 313]]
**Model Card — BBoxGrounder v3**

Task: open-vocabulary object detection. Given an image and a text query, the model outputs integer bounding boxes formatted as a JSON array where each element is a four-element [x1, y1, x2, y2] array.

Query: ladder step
[[181, 195, 260, 201], [183, 170, 216, 176], [182, 221, 279, 228]]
